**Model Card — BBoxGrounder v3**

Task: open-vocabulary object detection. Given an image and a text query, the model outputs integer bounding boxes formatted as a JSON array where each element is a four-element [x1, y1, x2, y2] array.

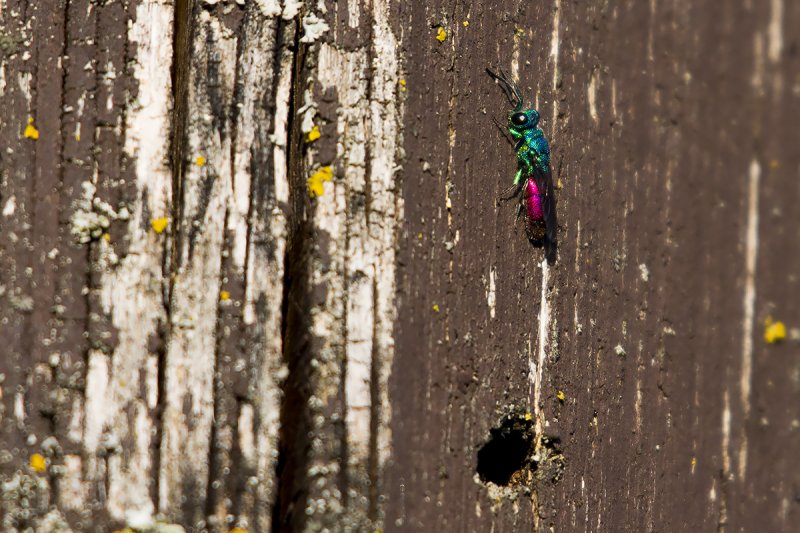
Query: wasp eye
[[511, 112, 528, 126]]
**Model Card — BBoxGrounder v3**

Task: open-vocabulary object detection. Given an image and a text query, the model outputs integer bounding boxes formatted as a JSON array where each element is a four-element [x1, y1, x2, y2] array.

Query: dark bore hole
[[476, 414, 535, 486]]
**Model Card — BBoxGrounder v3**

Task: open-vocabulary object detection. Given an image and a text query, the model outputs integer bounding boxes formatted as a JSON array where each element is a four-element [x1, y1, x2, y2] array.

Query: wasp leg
[[497, 178, 525, 205], [492, 116, 514, 147]]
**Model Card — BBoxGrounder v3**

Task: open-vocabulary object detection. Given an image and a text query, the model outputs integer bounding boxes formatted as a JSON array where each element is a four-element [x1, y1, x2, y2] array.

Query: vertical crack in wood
[[170, 0, 194, 286], [367, 273, 381, 523], [272, 15, 309, 533], [204, 204, 230, 524], [148, 0, 192, 518], [46, 0, 73, 512]]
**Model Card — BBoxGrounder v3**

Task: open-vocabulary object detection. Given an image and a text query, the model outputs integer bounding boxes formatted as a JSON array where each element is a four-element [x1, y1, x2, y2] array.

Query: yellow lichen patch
[[462, 20, 469, 27], [307, 166, 333, 198], [436, 27, 447, 42], [305, 125, 321, 143], [30, 453, 46, 473], [102, 233, 111, 242], [220, 290, 230, 301], [523, 412, 533, 421], [764, 318, 786, 344], [112, 529, 136, 533], [24, 117, 39, 140], [226, 528, 248, 533], [399, 78, 407, 91], [556, 390, 566, 402], [691, 457, 697, 467], [151, 217, 169, 234], [74, 132, 81, 141], [195, 155, 207, 166], [432, 304, 440, 312]]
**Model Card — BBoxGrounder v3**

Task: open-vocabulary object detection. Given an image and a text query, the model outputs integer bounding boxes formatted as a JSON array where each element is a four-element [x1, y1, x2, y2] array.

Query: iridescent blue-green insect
[[487, 67, 557, 263]]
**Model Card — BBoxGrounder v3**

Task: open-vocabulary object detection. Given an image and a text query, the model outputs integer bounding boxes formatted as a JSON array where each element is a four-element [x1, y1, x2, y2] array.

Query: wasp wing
[[529, 164, 557, 263]]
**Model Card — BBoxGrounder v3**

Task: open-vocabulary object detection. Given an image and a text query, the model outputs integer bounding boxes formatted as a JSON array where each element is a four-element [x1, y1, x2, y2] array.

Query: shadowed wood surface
[[0, 0, 798, 532]]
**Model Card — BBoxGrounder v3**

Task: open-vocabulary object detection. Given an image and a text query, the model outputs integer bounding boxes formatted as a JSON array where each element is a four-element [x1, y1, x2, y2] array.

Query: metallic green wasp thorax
[[507, 110, 551, 186]]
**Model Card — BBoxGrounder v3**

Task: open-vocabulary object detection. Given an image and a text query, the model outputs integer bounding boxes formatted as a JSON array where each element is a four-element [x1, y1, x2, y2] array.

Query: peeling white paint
[[347, 0, 360, 28], [647, 0, 656, 63], [282, 0, 303, 20], [533, 260, 550, 415], [738, 159, 760, 480], [768, 0, 783, 63], [611, 78, 618, 121], [550, 0, 561, 127], [59, 455, 86, 511], [487, 267, 496, 319], [13, 393, 23, 422], [298, 88, 317, 134], [300, 12, 330, 43], [272, 42, 293, 205], [255, 0, 282, 17], [66, 397, 83, 444], [721, 390, 731, 477], [752, 33, 765, 93], [238, 404, 255, 463], [2, 195, 15, 216], [83, 352, 110, 452], [588, 69, 598, 125]]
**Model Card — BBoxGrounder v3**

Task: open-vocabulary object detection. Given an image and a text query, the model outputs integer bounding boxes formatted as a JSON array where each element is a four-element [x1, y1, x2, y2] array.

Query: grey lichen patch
[[8, 289, 34, 312], [0, 30, 24, 58], [37, 510, 72, 533], [532, 434, 566, 486], [1, 471, 49, 532], [123, 508, 186, 533], [70, 181, 130, 244]]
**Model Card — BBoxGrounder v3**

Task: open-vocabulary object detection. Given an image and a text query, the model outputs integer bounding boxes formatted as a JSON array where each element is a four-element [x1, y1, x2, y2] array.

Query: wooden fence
[[0, 0, 797, 531]]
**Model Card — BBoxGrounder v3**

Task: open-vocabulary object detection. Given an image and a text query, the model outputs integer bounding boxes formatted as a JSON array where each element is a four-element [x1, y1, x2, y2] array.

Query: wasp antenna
[[486, 68, 522, 111], [500, 68, 523, 111], [488, 67, 523, 111], [486, 67, 517, 107]]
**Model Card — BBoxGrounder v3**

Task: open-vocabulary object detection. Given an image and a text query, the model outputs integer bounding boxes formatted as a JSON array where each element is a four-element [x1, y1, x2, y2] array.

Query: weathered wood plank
[[82, 0, 174, 529], [159, 3, 291, 531]]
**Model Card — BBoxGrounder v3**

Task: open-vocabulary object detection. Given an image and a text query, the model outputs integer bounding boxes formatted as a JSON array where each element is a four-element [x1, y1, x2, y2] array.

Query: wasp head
[[487, 67, 540, 131], [509, 109, 540, 131]]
